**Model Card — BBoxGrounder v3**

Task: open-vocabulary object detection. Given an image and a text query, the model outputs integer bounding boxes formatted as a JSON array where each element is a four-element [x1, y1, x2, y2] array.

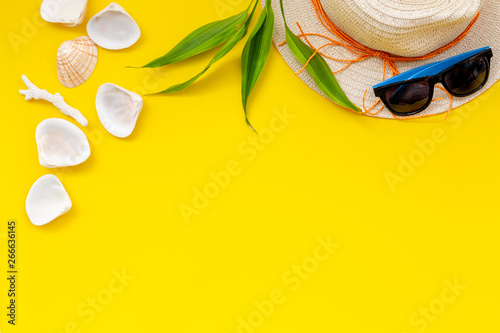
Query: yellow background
[[1, 1, 499, 332]]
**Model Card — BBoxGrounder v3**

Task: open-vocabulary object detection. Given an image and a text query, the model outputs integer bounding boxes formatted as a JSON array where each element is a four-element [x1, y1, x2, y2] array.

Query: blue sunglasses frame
[[373, 47, 493, 116]]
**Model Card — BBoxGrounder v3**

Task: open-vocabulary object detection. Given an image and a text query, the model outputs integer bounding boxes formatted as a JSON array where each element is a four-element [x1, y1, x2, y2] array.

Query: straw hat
[[268, 0, 500, 118]]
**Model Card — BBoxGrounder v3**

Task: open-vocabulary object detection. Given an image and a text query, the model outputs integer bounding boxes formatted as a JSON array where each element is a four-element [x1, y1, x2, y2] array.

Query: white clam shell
[[26, 175, 72, 226], [96, 83, 143, 138], [41, 0, 88, 27], [87, 3, 141, 50], [57, 36, 98, 88], [36, 118, 91, 168]]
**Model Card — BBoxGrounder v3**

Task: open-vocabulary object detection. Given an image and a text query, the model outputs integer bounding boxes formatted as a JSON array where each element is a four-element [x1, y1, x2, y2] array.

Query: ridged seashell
[[96, 83, 143, 138], [57, 36, 98, 88], [41, 0, 88, 27], [26, 174, 72, 226], [36, 118, 91, 168], [87, 3, 141, 50]]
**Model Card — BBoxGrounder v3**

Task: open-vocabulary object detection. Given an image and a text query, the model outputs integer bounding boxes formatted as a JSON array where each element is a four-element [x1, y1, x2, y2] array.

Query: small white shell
[[87, 3, 141, 50], [96, 83, 143, 138], [36, 118, 91, 168], [41, 0, 88, 27], [26, 174, 72, 226], [57, 36, 98, 88]]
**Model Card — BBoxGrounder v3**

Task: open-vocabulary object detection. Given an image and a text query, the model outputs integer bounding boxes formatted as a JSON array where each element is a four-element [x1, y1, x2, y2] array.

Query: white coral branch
[[19, 75, 88, 127]]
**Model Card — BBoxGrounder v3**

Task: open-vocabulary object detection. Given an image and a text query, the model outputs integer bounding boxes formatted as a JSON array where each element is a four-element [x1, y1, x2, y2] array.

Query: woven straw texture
[[266, 0, 500, 119]]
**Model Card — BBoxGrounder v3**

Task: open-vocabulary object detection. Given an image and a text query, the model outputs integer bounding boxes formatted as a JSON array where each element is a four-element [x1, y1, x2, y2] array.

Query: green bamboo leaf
[[241, 0, 275, 129], [151, 1, 259, 95], [278, 0, 359, 112], [140, 10, 249, 68]]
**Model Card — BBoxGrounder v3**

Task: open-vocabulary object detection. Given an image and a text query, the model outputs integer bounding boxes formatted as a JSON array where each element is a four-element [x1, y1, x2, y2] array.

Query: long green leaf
[[241, 0, 275, 129], [151, 1, 259, 95], [140, 10, 249, 68], [278, 0, 359, 112]]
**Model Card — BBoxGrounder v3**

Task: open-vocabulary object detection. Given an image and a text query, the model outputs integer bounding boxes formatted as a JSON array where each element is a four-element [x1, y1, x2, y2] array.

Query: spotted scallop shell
[[57, 36, 98, 88]]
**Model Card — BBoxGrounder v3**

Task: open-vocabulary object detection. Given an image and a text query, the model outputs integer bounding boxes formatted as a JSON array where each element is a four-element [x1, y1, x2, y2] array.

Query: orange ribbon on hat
[[279, 0, 481, 119]]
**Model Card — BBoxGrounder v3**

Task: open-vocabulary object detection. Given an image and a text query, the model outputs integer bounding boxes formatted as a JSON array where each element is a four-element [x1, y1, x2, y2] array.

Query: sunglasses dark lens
[[384, 82, 431, 115], [444, 56, 489, 95]]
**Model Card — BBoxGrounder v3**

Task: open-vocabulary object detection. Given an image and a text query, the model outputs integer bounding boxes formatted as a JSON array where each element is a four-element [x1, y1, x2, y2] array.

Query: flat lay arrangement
[[3, 1, 500, 332], [21, 0, 500, 225], [23, 1, 142, 225]]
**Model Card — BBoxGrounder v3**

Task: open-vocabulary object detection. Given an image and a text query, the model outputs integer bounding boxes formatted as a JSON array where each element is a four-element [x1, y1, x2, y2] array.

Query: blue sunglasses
[[373, 47, 493, 117]]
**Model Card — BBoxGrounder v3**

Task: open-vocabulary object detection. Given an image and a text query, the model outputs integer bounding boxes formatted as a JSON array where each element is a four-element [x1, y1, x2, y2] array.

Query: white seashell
[[96, 83, 143, 138], [87, 3, 141, 50], [57, 36, 98, 88], [41, 0, 88, 27], [36, 118, 91, 168], [26, 174, 72, 226]]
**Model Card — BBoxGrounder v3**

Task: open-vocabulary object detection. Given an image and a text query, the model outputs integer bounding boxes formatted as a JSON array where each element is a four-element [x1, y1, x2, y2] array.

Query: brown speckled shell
[[56, 36, 98, 88]]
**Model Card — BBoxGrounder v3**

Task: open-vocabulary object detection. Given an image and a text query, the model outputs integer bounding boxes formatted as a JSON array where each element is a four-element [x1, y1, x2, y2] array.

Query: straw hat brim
[[265, 0, 500, 119]]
